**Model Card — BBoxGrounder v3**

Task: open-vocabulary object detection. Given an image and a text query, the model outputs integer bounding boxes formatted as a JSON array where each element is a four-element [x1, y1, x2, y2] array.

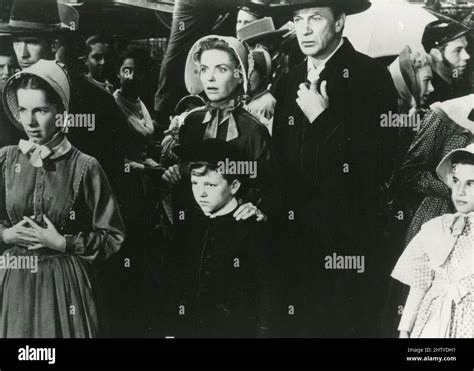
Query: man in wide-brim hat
[[271, 0, 399, 337], [0, 34, 24, 148], [0, 0, 76, 70], [271, 0, 371, 15]]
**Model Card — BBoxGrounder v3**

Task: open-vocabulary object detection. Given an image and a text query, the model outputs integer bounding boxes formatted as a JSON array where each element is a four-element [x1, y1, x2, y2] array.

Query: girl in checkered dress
[[392, 143, 474, 338]]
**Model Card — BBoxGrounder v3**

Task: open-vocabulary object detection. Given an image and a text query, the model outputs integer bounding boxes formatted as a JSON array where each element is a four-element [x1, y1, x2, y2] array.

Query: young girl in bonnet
[[392, 142, 474, 338], [0, 60, 125, 337]]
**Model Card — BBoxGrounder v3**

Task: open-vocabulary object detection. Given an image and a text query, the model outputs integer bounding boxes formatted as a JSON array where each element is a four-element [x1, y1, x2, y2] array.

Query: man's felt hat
[[0, 0, 77, 35], [271, 0, 371, 16], [237, 17, 286, 44]]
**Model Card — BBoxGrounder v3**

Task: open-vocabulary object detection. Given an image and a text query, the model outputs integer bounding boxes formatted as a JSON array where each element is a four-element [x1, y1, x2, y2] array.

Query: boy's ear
[[230, 179, 241, 195]]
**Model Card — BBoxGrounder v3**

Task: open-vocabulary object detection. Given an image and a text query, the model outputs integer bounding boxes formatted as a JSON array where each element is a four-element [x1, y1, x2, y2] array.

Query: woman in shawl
[[388, 46, 435, 228], [0, 60, 125, 338]]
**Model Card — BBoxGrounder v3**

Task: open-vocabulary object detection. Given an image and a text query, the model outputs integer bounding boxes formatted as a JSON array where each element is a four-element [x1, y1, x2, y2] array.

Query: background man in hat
[[12, 34, 53, 69], [0, 34, 23, 148], [422, 19, 472, 106], [0, 0, 59, 147], [0, 0, 61, 69], [1, 0, 126, 192], [272, 0, 398, 337], [236, 0, 270, 35]]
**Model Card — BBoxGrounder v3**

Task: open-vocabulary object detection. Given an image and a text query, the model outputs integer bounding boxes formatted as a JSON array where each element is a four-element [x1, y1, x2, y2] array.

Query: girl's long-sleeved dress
[[392, 214, 474, 338], [0, 145, 125, 338]]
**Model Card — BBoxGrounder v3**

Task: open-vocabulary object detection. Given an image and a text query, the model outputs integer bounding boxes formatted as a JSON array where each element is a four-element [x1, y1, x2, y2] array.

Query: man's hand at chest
[[296, 80, 329, 123]]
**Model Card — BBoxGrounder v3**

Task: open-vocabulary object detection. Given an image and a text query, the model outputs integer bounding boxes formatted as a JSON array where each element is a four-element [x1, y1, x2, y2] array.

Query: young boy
[[392, 143, 474, 338], [164, 139, 275, 338]]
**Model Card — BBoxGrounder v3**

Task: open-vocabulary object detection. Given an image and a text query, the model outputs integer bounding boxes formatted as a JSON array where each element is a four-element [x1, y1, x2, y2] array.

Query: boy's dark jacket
[[164, 205, 276, 337]]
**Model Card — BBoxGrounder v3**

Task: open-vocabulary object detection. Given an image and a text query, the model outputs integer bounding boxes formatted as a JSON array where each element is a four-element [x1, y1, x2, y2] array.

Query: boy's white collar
[[205, 198, 238, 219]]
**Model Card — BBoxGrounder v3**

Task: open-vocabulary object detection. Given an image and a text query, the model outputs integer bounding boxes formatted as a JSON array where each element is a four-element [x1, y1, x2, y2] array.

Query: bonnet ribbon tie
[[203, 99, 239, 142], [18, 132, 65, 168], [450, 213, 474, 237]]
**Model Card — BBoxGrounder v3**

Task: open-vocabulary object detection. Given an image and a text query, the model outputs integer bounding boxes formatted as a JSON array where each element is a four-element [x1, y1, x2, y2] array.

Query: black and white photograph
[[0, 0, 473, 367]]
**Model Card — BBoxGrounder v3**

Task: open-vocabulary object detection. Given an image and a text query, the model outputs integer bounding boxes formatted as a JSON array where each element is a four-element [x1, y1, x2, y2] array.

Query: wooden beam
[[113, 0, 174, 13]]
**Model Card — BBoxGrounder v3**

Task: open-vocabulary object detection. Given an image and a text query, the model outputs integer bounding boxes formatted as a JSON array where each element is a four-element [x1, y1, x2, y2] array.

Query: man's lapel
[[319, 38, 354, 88]]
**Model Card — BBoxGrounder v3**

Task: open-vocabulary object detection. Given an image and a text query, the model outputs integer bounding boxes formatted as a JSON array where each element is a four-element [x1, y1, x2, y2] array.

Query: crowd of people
[[0, 0, 473, 338]]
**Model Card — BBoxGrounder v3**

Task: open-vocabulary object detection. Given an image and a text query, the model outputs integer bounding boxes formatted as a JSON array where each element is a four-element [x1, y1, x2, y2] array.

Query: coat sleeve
[[64, 157, 125, 263], [0, 147, 11, 252]]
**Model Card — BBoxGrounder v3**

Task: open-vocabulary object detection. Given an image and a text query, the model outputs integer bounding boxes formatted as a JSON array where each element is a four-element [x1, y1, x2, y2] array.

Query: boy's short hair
[[188, 161, 242, 185]]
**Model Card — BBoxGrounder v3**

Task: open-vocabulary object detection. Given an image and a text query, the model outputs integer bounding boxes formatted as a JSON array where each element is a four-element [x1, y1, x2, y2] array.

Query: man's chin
[[300, 47, 321, 57], [19, 62, 33, 69]]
